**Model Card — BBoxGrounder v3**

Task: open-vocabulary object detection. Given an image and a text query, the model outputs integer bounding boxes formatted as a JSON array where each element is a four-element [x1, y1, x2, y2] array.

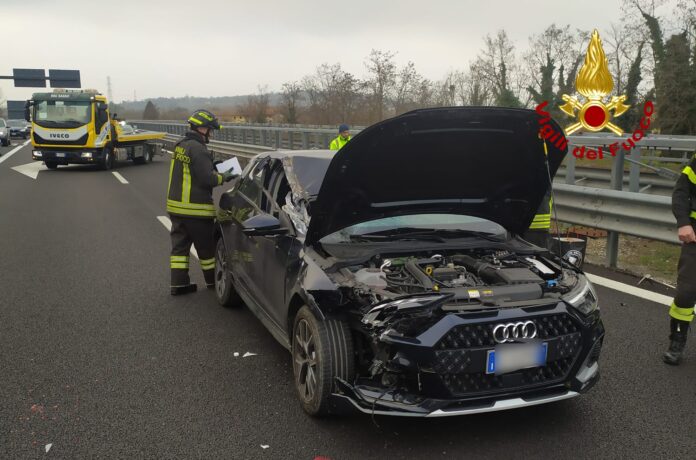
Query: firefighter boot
[[171, 284, 198, 296], [663, 318, 690, 365]]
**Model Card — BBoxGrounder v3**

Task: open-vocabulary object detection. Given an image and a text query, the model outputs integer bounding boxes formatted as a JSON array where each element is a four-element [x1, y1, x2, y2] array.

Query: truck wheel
[[292, 307, 355, 416], [45, 162, 58, 170], [101, 149, 113, 170], [214, 238, 243, 308]]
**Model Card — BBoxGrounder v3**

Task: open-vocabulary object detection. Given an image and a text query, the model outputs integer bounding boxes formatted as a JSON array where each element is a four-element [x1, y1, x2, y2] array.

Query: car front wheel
[[214, 238, 242, 308], [292, 306, 354, 416]]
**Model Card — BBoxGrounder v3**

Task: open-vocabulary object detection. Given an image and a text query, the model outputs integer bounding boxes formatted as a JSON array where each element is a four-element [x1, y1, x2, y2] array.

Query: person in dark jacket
[[167, 110, 237, 295], [663, 155, 696, 364]]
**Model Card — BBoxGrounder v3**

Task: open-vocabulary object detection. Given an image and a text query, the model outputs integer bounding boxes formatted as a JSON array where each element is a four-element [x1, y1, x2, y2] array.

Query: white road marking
[[586, 273, 673, 306], [111, 171, 129, 184], [156, 216, 199, 259], [11, 161, 46, 180], [0, 140, 31, 166], [45, 443, 53, 453]]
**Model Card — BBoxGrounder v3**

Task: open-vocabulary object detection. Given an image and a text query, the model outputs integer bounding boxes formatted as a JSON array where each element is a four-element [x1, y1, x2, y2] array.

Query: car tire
[[214, 238, 243, 308], [45, 162, 58, 170], [292, 306, 354, 416]]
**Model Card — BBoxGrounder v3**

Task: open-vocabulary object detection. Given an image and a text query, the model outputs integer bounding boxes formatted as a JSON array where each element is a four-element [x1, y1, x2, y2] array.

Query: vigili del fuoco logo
[[536, 29, 654, 160]]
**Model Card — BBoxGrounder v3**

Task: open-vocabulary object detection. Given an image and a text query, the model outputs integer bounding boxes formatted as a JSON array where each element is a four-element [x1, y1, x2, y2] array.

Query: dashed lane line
[[156, 216, 199, 259], [0, 140, 31, 166], [111, 171, 129, 184]]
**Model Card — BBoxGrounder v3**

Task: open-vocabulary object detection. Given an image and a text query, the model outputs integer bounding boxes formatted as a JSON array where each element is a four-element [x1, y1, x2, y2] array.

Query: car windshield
[[320, 214, 507, 244], [34, 100, 92, 126], [7, 120, 25, 127], [0, 120, 5, 127]]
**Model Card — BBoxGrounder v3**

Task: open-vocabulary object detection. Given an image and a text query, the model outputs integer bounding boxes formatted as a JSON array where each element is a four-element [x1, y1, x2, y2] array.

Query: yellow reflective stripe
[[182, 164, 192, 204], [682, 166, 696, 185], [217, 174, 223, 186], [669, 303, 695, 322], [170, 256, 189, 262], [167, 204, 217, 217], [170, 262, 189, 269], [167, 158, 175, 196], [166, 199, 215, 211], [529, 223, 551, 229], [188, 116, 203, 125], [200, 257, 215, 270], [691, 210, 696, 219]]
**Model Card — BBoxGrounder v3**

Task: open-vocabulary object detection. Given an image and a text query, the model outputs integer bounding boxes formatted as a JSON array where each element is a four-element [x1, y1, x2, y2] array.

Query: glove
[[221, 171, 239, 183]]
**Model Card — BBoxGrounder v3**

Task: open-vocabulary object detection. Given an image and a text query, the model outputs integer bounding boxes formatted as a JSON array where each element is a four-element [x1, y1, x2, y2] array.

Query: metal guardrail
[[554, 184, 678, 244]]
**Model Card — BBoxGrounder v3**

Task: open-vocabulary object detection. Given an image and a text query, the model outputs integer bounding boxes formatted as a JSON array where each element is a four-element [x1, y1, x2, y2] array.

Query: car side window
[[237, 158, 267, 207]]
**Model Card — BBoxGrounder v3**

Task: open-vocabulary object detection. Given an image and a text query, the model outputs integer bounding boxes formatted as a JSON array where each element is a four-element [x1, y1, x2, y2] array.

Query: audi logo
[[492, 321, 538, 343]]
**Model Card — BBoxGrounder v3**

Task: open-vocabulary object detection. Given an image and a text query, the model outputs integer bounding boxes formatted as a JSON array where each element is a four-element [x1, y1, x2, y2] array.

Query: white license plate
[[55, 152, 65, 158], [486, 342, 547, 375]]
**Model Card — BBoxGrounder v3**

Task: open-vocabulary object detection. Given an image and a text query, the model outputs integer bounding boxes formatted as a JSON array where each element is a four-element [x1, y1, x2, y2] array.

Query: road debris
[[45, 443, 52, 453], [260, 445, 269, 449], [243, 352, 257, 358], [233, 352, 240, 357]]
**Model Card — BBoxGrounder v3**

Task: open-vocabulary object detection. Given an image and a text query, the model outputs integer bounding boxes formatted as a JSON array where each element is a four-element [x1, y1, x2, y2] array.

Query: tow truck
[[25, 89, 165, 170]]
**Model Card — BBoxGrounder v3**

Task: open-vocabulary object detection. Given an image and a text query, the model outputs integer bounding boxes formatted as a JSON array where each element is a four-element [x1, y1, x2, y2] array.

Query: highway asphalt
[[1, 141, 695, 459]]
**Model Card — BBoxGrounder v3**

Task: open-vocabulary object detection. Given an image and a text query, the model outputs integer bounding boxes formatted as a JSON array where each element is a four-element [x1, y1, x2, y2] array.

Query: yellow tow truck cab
[[26, 89, 165, 170]]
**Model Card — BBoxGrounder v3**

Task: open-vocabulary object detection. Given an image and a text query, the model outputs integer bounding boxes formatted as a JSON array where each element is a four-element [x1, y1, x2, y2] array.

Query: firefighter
[[329, 124, 351, 150], [663, 155, 696, 365], [167, 110, 237, 295]]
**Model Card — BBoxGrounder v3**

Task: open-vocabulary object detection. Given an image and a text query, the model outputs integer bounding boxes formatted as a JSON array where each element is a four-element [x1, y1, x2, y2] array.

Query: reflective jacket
[[167, 131, 223, 218], [529, 190, 553, 231], [329, 135, 351, 151], [673, 156, 696, 227]]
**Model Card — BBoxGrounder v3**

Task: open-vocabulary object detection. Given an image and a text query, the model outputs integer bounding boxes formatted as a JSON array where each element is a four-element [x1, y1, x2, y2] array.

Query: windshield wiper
[[350, 227, 504, 243]]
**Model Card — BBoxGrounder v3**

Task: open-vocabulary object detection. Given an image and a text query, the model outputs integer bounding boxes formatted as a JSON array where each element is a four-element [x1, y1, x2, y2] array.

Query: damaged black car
[[213, 107, 604, 417]]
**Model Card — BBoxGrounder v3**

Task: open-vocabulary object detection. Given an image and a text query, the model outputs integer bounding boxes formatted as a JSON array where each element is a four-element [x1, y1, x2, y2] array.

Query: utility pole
[[107, 76, 113, 102]]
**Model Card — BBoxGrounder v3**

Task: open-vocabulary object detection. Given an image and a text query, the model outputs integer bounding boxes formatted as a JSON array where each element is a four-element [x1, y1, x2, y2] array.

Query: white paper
[[216, 157, 242, 174]]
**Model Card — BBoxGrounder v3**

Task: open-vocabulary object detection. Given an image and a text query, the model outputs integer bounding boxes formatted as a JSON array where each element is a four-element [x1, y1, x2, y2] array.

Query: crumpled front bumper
[[334, 302, 603, 417]]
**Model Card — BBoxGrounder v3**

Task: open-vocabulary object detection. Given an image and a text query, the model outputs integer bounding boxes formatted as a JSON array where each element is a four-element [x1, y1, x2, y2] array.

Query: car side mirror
[[242, 213, 288, 236], [24, 102, 31, 122]]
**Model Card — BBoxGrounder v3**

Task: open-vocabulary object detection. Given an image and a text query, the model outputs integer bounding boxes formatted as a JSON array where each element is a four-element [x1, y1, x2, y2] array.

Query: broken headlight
[[562, 275, 598, 315]]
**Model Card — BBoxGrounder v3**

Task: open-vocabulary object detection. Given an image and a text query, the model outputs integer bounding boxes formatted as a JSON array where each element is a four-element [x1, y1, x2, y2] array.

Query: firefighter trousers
[[169, 215, 216, 288], [669, 241, 696, 323]]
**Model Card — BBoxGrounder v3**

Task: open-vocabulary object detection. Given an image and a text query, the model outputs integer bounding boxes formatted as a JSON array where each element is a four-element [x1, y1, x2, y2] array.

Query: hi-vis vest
[[166, 132, 222, 218], [529, 193, 553, 230], [329, 135, 351, 150]]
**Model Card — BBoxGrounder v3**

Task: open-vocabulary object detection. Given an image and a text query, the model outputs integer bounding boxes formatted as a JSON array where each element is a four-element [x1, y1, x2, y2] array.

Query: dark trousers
[[669, 242, 696, 323], [169, 215, 216, 287]]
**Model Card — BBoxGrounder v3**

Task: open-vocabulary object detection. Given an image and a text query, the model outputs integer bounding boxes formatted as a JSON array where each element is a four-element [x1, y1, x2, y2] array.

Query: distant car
[[7, 119, 30, 139], [213, 107, 604, 417], [0, 119, 11, 146]]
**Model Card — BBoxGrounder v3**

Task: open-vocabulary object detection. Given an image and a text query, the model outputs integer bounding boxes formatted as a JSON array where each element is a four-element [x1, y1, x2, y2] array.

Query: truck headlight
[[81, 152, 93, 158], [33, 151, 42, 157], [563, 275, 598, 314]]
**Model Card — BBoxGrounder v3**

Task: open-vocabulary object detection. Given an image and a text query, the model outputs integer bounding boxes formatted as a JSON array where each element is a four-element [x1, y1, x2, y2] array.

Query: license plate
[[486, 342, 547, 375], [56, 152, 65, 158]]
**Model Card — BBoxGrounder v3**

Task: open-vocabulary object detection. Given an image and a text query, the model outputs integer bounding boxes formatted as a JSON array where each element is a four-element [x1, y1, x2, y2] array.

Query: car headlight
[[562, 275, 598, 315], [0, 130, 6, 136]]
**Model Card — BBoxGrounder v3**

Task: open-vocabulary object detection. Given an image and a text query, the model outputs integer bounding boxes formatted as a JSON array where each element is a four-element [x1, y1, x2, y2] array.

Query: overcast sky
[[2, 0, 642, 103]]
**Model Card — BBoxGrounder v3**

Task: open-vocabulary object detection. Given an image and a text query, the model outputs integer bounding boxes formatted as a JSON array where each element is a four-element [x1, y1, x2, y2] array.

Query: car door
[[254, 162, 296, 328], [219, 157, 267, 308]]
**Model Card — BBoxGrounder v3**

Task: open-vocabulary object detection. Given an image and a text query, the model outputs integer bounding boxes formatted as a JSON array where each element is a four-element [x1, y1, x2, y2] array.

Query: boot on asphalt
[[663, 318, 689, 365]]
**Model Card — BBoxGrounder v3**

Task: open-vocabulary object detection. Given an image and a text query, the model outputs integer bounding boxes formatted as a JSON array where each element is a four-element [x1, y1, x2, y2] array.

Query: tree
[[280, 81, 303, 124], [364, 49, 397, 122], [142, 100, 159, 120], [472, 30, 524, 107], [243, 86, 271, 124], [302, 63, 361, 125]]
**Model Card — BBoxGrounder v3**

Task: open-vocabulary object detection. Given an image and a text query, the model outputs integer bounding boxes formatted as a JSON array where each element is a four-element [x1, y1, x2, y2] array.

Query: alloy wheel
[[215, 244, 227, 299], [294, 319, 318, 402]]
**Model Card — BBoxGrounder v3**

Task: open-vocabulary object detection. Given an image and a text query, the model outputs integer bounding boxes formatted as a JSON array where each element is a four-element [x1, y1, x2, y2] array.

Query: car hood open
[[306, 107, 568, 246]]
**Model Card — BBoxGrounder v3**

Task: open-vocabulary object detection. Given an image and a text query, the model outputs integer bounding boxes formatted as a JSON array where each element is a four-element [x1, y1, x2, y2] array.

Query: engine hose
[[404, 259, 435, 290], [451, 255, 503, 284]]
